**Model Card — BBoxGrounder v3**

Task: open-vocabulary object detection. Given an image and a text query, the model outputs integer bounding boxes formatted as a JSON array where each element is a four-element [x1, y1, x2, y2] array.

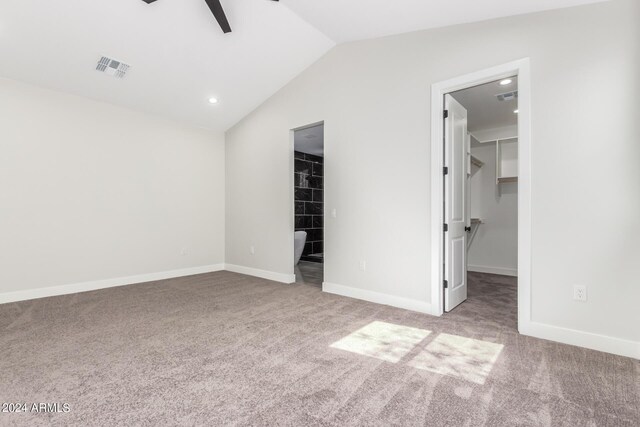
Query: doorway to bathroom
[[293, 122, 324, 287]]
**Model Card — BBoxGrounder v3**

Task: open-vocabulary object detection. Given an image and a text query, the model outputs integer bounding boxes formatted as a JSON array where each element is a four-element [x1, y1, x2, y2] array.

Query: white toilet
[[294, 231, 307, 265]]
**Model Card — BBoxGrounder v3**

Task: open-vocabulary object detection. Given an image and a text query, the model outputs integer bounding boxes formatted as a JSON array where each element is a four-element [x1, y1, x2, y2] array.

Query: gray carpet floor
[[0, 271, 638, 426]]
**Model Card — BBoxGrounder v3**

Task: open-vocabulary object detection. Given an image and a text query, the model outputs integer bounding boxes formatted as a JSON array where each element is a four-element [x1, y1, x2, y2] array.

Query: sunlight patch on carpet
[[330, 321, 431, 363], [407, 333, 503, 384]]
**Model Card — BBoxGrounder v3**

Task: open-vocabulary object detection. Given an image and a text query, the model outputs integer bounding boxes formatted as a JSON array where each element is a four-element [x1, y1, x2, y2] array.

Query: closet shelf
[[470, 155, 484, 168], [496, 138, 518, 187]]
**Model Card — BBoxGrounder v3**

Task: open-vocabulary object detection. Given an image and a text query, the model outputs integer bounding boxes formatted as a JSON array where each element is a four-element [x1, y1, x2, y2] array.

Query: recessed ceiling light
[[514, 109, 519, 114], [499, 79, 513, 86], [208, 97, 219, 104]]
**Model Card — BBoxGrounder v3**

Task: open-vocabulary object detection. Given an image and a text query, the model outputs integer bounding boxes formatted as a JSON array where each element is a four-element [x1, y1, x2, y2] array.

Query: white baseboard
[[519, 321, 639, 360], [224, 264, 295, 284], [0, 264, 225, 305], [323, 281, 434, 315], [468, 265, 518, 277]]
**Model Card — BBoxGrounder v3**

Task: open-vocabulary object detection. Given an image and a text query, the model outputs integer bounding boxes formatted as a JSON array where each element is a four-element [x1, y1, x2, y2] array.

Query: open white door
[[444, 94, 468, 312]]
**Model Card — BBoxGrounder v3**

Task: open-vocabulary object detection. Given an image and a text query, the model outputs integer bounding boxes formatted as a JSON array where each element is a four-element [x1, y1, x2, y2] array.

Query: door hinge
[[443, 109, 449, 119], [443, 166, 449, 175], [443, 280, 449, 289], [443, 223, 448, 232]]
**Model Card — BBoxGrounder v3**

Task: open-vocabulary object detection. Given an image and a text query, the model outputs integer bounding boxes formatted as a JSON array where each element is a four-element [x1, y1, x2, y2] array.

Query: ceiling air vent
[[96, 56, 130, 79], [496, 91, 518, 102]]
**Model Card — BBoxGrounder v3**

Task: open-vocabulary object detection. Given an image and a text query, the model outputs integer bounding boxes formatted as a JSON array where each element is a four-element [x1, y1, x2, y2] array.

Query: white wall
[[468, 141, 518, 276], [225, 0, 640, 353], [0, 78, 225, 298]]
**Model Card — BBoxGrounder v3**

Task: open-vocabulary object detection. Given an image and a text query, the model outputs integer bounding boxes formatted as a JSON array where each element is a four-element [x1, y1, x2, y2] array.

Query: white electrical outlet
[[331, 208, 337, 218], [359, 260, 366, 272], [180, 247, 188, 256], [250, 245, 256, 255], [573, 285, 587, 302]]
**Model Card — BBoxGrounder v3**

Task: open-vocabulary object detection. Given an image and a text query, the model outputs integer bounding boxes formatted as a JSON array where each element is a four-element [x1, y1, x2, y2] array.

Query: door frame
[[429, 58, 531, 333], [290, 120, 325, 282]]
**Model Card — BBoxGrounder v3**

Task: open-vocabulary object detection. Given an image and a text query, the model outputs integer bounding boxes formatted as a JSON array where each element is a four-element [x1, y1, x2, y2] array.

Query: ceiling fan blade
[[203, 0, 232, 33], [142, 0, 279, 33]]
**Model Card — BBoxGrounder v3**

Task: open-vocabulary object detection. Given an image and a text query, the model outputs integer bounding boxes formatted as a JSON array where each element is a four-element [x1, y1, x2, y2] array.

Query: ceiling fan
[[142, 0, 279, 34]]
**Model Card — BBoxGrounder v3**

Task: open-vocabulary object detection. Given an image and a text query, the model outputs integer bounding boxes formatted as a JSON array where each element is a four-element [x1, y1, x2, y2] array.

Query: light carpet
[[0, 271, 638, 426]]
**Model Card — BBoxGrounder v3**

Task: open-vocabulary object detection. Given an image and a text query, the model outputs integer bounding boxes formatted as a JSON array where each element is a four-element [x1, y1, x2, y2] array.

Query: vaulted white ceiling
[[0, 0, 334, 132], [0, 0, 606, 132], [281, 0, 609, 43]]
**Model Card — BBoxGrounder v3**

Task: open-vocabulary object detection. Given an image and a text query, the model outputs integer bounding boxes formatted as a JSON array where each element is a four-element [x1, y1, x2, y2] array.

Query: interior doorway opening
[[430, 59, 531, 333], [442, 77, 519, 329], [292, 122, 324, 287]]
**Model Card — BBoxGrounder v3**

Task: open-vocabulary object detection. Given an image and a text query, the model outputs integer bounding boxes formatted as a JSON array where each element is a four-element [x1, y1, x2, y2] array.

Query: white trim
[[0, 264, 225, 305], [225, 264, 295, 284], [467, 265, 518, 277], [323, 282, 434, 315], [430, 59, 531, 328], [520, 322, 639, 360], [289, 127, 297, 283]]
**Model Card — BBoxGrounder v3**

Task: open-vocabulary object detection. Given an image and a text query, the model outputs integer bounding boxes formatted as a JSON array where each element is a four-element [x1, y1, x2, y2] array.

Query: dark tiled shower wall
[[294, 151, 323, 262]]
